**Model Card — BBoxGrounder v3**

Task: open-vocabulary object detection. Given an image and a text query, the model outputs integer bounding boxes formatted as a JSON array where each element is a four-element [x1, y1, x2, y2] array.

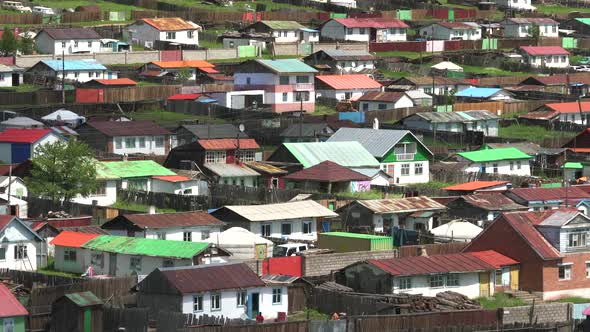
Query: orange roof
[[546, 101, 590, 114], [469, 250, 519, 268], [50, 231, 100, 248], [568, 148, 590, 153], [151, 60, 214, 69], [141, 17, 199, 31], [199, 67, 219, 73], [443, 180, 508, 191], [198, 138, 260, 150], [153, 175, 191, 182], [92, 78, 137, 86], [316, 74, 382, 90]]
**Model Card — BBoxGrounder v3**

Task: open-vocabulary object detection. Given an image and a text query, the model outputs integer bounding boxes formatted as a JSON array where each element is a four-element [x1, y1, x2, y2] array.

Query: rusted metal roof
[[59, 225, 111, 235], [437, 22, 477, 29], [355, 196, 446, 214], [141, 17, 199, 31], [357, 91, 406, 103], [284, 160, 370, 182], [0, 283, 28, 317], [518, 110, 558, 120], [469, 250, 519, 268], [106, 211, 225, 229], [0, 215, 14, 232], [500, 211, 562, 260], [537, 210, 584, 227], [509, 187, 590, 202], [462, 193, 526, 211], [197, 138, 260, 150], [507, 17, 558, 25]]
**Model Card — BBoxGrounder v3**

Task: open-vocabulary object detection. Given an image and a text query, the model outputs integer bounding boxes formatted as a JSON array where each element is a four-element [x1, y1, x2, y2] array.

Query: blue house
[[26, 59, 116, 83], [454, 87, 512, 101], [0, 128, 64, 163]]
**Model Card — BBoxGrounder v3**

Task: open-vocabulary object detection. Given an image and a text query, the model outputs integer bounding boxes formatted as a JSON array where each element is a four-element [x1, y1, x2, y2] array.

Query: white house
[[0, 215, 45, 271], [0, 128, 64, 164], [420, 22, 482, 41], [0, 176, 27, 198], [400, 110, 500, 137], [137, 263, 289, 320], [26, 59, 115, 83], [494, 0, 536, 11], [501, 18, 559, 38], [320, 18, 408, 42], [124, 17, 201, 48], [456, 147, 532, 176], [100, 211, 225, 242], [244, 21, 314, 44], [34, 28, 102, 55], [315, 74, 382, 101], [0, 64, 22, 88], [303, 49, 376, 74], [520, 46, 570, 68], [0, 194, 28, 219], [358, 91, 414, 111], [151, 175, 208, 196], [210, 200, 338, 241]]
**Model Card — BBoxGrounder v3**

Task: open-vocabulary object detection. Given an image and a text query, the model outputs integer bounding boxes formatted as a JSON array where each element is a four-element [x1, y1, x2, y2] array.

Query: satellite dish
[[239, 124, 245, 132], [373, 118, 379, 130]]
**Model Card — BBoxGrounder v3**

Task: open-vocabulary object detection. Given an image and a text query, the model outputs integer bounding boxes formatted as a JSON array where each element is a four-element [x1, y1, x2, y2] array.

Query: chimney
[[148, 205, 156, 215], [417, 246, 428, 257]]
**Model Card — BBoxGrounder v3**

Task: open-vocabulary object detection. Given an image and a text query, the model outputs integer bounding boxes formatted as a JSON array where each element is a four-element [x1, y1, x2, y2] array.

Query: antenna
[[373, 118, 379, 130]]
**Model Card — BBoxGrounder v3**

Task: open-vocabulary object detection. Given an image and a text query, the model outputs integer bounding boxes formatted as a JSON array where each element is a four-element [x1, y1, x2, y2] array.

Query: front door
[[479, 272, 490, 297], [11, 73, 19, 86], [255, 244, 267, 260], [510, 266, 519, 290], [248, 293, 260, 319], [108, 253, 117, 276]]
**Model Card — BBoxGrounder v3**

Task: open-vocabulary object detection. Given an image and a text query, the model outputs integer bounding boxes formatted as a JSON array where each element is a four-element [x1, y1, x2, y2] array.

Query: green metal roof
[[562, 162, 583, 169], [260, 20, 305, 30], [283, 141, 380, 168], [541, 182, 563, 188], [256, 59, 318, 74], [82, 235, 210, 259], [576, 18, 590, 25], [64, 291, 103, 307], [96, 160, 176, 179], [457, 147, 532, 163], [322, 232, 392, 240]]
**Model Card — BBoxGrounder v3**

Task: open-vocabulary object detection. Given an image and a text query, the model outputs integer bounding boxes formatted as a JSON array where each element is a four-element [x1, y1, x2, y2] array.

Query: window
[[64, 249, 77, 262], [91, 182, 106, 196], [279, 76, 289, 84], [295, 91, 310, 102], [201, 230, 210, 240], [303, 221, 312, 234], [205, 151, 226, 164], [344, 92, 352, 100], [282, 92, 288, 102], [125, 137, 136, 148], [156, 232, 166, 240], [429, 274, 444, 287], [261, 224, 271, 237], [0, 73, 3, 81], [193, 295, 203, 312], [237, 291, 246, 307], [378, 103, 387, 110], [389, 28, 396, 34], [568, 232, 587, 248], [272, 288, 282, 304], [401, 163, 410, 176], [558, 264, 572, 280], [399, 277, 412, 290], [74, 41, 79, 47], [362, 103, 369, 111], [183, 232, 192, 242], [88, 41, 92, 47], [61, 41, 66, 48], [3, 318, 14, 332], [138, 137, 146, 148], [447, 274, 459, 287], [495, 270, 503, 285], [188, 31, 194, 39], [166, 32, 176, 39], [562, 56, 567, 63], [155, 136, 165, 148], [246, 77, 251, 84], [296, 75, 309, 83], [493, 163, 498, 174], [517, 161, 522, 169], [163, 260, 174, 268], [91, 252, 103, 267], [510, 161, 514, 171], [240, 150, 256, 162], [414, 163, 423, 176], [14, 245, 27, 259], [74, 72, 79, 78], [210, 293, 221, 311], [346, 28, 353, 35], [359, 28, 366, 34], [115, 137, 122, 149], [586, 262, 590, 278], [130, 257, 142, 271], [281, 223, 292, 236], [0, 247, 5, 260]]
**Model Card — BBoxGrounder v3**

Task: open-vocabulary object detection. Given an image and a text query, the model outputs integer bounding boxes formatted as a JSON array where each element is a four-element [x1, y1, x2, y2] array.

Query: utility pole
[[298, 91, 304, 142], [7, 165, 12, 208], [61, 50, 65, 104]]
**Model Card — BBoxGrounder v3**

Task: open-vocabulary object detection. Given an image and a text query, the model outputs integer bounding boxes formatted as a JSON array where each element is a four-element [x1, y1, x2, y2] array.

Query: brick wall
[[502, 303, 572, 325], [303, 250, 398, 277], [542, 252, 590, 293]]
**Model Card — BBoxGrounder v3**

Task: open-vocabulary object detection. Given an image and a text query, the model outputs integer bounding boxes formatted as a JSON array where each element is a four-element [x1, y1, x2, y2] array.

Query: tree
[[27, 140, 98, 202], [0, 28, 17, 56], [176, 67, 192, 82], [530, 24, 540, 44], [18, 34, 34, 55]]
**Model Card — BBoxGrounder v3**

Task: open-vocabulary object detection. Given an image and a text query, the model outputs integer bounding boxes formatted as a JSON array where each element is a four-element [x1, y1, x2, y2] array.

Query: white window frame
[[183, 231, 192, 242], [261, 223, 271, 237], [237, 291, 246, 307], [558, 263, 572, 281], [193, 294, 203, 312], [568, 232, 588, 248], [166, 32, 176, 39], [91, 252, 103, 267], [125, 137, 136, 149], [155, 136, 165, 148], [240, 150, 256, 162], [302, 220, 312, 234], [272, 288, 282, 304], [210, 293, 221, 311], [414, 163, 423, 175], [401, 163, 410, 176], [205, 151, 226, 164], [115, 137, 122, 149], [399, 277, 412, 290]]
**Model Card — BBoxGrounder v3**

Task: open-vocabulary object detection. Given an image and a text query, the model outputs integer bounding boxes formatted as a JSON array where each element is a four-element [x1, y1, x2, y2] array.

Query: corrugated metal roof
[[259, 20, 305, 30], [167, 93, 203, 101], [41, 59, 106, 71], [321, 49, 375, 61], [256, 59, 317, 73], [538, 210, 583, 227], [463, 193, 527, 211], [357, 91, 406, 102], [152, 175, 191, 182], [97, 160, 176, 179], [111, 211, 225, 229], [316, 74, 381, 90], [563, 162, 583, 169], [38, 28, 100, 40], [64, 291, 103, 307], [455, 87, 503, 98], [197, 138, 259, 150], [284, 160, 370, 182], [59, 225, 110, 235], [218, 200, 338, 222], [333, 18, 409, 28], [485, 142, 541, 156], [444, 181, 508, 191], [414, 110, 498, 123], [0, 283, 28, 317], [91, 78, 137, 86], [507, 17, 558, 25], [469, 250, 519, 268], [1, 116, 44, 127], [500, 212, 562, 260], [355, 196, 446, 214], [546, 101, 590, 114], [50, 231, 101, 248], [437, 22, 477, 29], [86, 120, 170, 137], [510, 187, 590, 203], [204, 163, 260, 177], [141, 17, 198, 31], [151, 60, 214, 69], [82, 235, 210, 259], [178, 124, 246, 139], [0, 128, 52, 143], [261, 274, 300, 284], [244, 161, 288, 175], [279, 123, 333, 138], [457, 147, 532, 163], [520, 46, 569, 56], [282, 141, 380, 168]]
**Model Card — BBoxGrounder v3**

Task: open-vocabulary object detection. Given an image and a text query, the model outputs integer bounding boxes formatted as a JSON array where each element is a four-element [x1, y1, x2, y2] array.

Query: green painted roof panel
[[576, 18, 590, 25], [82, 235, 210, 259], [283, 141, 380, 168], [96, 160, 176, 179], [256, 59, 318, 73], [562, 162, 583, 169], [322, 232, 392, 240], [457, 147, 532, 163], [64, 291, 103, 307]]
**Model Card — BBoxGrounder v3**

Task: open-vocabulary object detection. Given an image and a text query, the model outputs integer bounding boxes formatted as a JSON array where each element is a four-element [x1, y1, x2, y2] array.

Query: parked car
[[2, 1, 31, 12], [273, 243, 309, 257], [571, 65, 590, 72], [32, 6, 55, 14]]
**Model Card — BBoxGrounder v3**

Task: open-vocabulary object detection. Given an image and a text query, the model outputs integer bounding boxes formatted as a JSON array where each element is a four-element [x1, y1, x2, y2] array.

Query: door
[[108, 253, 116, 276], [248, 293, 260, 319], [509, 266, 519, 290], [107, 72, 113, 79], [11, 73, 19, 86], [255, 244, 267, 260], [479, 272, 490, 297]]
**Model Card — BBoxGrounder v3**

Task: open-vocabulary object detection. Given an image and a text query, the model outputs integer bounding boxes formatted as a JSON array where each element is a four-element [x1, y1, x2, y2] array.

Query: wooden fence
[[0, 90, 74, 106], [350, 310, 502, 331], [453, 100, 549, 116], [103, 307, 149, 332], [118, 190, 209, 211], [181, 321, 308, 332], [0, 269, 81, 288], [103, 85, 181, 103]]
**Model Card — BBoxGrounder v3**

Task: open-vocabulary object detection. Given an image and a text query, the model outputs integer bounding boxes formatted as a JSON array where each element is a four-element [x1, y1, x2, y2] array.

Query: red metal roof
[[0, 215, 14, 232], [316, 74, 382, 90], [167, 93, 203, 101], [334, 18, 409, 28], [546, 101, 590, 114], [470, 250, 519, 269], [29, 221, 47, 232], [509, 187, 590, 202], [152, 175, 191, 182], [107, 211, 225, 229], [520, 46, 570, 56], [92, 78, 137, 86], [197, 138, 260, 150], [462, 193, 526, 211], [0, 128, 52, 143], [86, 120, 170, 137], [367, 252, 496, 277], [50, 231, 100, 248], [501, 212, 562, 260], [284, 160, 370, 182], [443, 181, 508, 192], [0, 283, 28, 318]]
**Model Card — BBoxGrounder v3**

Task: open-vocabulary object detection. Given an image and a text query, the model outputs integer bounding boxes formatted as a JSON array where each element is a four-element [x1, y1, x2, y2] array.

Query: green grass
[[380, 69, 413, 79], [130, 110, 226, 126], [537, 4, 590, 14], [311, 105, 337, 116], [477, 292, 526, 310], [499, 124, 576, 143], [375, 51, 429, 60], [110, 200, 177, 213], [32, 0, 144, 11], [460, 65, 532, 76], [199, 39, 224, 49], [551, 297, 590, 304], [410, 180, 455, 190], [0, 84, 40, 93], [160, 0, 320, 12], [289, 308, 330, 321], [38, 257, 80, 278], [421, 135, 463, 149]]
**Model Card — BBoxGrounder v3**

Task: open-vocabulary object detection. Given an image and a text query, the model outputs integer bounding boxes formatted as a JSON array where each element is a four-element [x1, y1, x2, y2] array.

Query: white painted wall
[[271, 30, 300, 43], [0, 178, 27, 197], [247, 218, 318, 241], [320, 20, 406, 42], [125, 22, 199, 46], [317, 88, 380, 101], [35, 32, 102, 55], [392, 272, 492, 298], [72, 180, 118, 206], [523, 54, 569, 68], [501, 22, 557, 38], [0, 221, 41, 271], [142, 226, 222, 242], [112, 135, 169, 156], [0, 70, 16, 87], [51, 69, 114, 83], [158, 30, 199, 45], [360, 95, 414, 111], [151, 178, 208, 196], [462, 159, 531, 176], [420, 25, 482, 40], [495, 0, 533, 10], [217, 176, 259, 188], [379, 160, 430, 185]]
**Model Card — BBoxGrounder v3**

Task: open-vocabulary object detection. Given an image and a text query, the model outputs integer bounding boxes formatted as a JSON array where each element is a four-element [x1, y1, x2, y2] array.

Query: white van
[[2, 1, 32, 12], [32, 6, 55, 14]]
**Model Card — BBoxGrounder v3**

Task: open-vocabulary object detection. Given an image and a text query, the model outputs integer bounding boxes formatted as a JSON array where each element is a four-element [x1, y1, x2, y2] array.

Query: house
[[100, 38, 131, 52], [563, 129, 590, 158], [0, 176, 27, 197], [352, 168, 393, 187], [443, 180, 510, 195], [405, 90, 433, 107], [41, 109, 86, 127], [0, 128, 64, 163], [210, 200, 338, 241], [124, 17, 201, 48], [517, 73, 590, 96], [493, 0, 535, 10], [341, 251, 518, 298], [315, 74, 382, 101], [400, 110, 500, 137], [173, 124, 247, 146], [357, 91, 414, 111], [454, 87, 512, 101], [76, 120, 172, 155], [501, 18, 559, 38], [337, 197, 447, 233], [136, 263, 287, 320], [233, 59, 317, 113], [528, 101, 590, 126], [327, 128, 433, 184], [419, 22, 482, 41], [142, 60, 215, 81], [519, 46, 570, 68], [50, 231, 230, 277], [51, 291, 103, 332], [151, 175, 208, 196], [303, 49, 376, 74], [100, 211, 225, 241], [205, 227, 274, 260], [243, 21, 317, 44], [268, 141, 381, 169], [279, 123, 334, 143], [0, 215, 45, 271], [82, 78, 138, 88], [0, 64, 23, 88], [320, 18, 409, 42], [505, 187, 590, 210], [388, 77, 472, 96], [445, 193, 527, 225], [456, 147, 532, 176], [164, 138, 261, 187], [463, 210, 590, 300], [0, 283, 28, 332], [26, 59, 115, 83], [284, 160, 371, 193], [34, 28, 102, 54]]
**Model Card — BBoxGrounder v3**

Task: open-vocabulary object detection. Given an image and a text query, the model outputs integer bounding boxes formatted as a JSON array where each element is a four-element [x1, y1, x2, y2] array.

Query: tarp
[[396, 10, 412, 20], [238, 45, 256, 58], [339, 112, 365, 124], [562, 37, 577, 49]]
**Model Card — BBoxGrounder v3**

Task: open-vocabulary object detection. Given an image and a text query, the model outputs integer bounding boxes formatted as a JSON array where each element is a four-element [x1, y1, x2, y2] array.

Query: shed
[[205, 227, 274, 260], [318, 232, 393, 253], [0, 283, 28, 332], [51, 291, 103, 332]]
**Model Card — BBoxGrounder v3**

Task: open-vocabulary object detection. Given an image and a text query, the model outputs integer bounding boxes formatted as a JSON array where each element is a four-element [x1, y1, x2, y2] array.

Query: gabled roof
[[255, 59, 317, 74], [279, 141, 380, 168], [244, 161, 288, 175], [457, 147, 532, 163], [84, 120, 170, 137], [545, 101, 590, 114], [38, 27, 100, 40], [140, 17, 199, 31], [280, 123, 333, 138], [284, 160, 370, 182], [88, 78, 137, 86], [150, 60, 214, 69], [454, 87, 505, 98], [352, 196, 446, 214], [50, 231, 101, 248], [437, 22, 478, 29], [258, 20, 305, 30], [520, 46, 570, 56], [177, 124, 247, 139], [97, 160, 176, 179], [537, 210, 586, 227], [316, 74, 381, 90], [485, 142, 542, 156], [327, 128, 432, 159], [469, 250, 519, 268], [506, 17, 558, 25], [106, 211, 225, 229], [214, 200, 338, 222], [462, 193, 527, 211], [320, 49, 375, 61], [332, 18, 409, 29], [444, 180, 509, 192], [357, 91, 407, 103], [82, 235, 211, 259], [0, 128, 53, 143], [410, 110, 499, 123], [0, 215, 15, 233], [197, 138, 259, 150], [0, 283, 28, 318], [204, 163, 260, 177], [508, 187, 590, 202], [38, 59, 106, 71]]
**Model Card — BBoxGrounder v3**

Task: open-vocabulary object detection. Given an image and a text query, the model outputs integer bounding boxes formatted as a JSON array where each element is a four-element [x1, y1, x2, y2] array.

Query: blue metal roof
[[42, 59, 107, 71], [299, 28, 319, 32], [455, 87, 502, 98]]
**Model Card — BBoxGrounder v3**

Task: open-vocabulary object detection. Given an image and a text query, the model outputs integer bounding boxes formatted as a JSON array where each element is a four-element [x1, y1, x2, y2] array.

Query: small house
[[124, 17, 201, 48], [173, 124, 248, 146], [0, 283, 28, 332], [0, 215, 45, 271], [357, 91, 414, 111], [505, 187, 590, 210], [320, 18, 409, 42], [318, 232, 394, 253], [0, 64, 23, 88], [405, 90, 433, 107], [284, 160, 371, 193], [352, 168, 393, 187], [151, 175, 208, 196], [82, 78, 137, 88], [268, 141, 381, 169], [419, 22, 481, 41], [50, 292, 103, 332], [315, 74, 382, 101], [243, 21, 317, 44], [501, 18, 558, 38], [0, 175, 27, 197], [303, 49, 376, 74], [142, 60, 215, 81], [26, 59, 115, 83], [0, 128, 64, 163], [243, 161, 289, 189], [456, 147, 532, 176], [210, 200, 338, 241], [388, 77, 472, 96], [34, 28, 102, 54], [400, 110, 500, 137], [519, 46, 570, 68], [454, 87, 512, 101]]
